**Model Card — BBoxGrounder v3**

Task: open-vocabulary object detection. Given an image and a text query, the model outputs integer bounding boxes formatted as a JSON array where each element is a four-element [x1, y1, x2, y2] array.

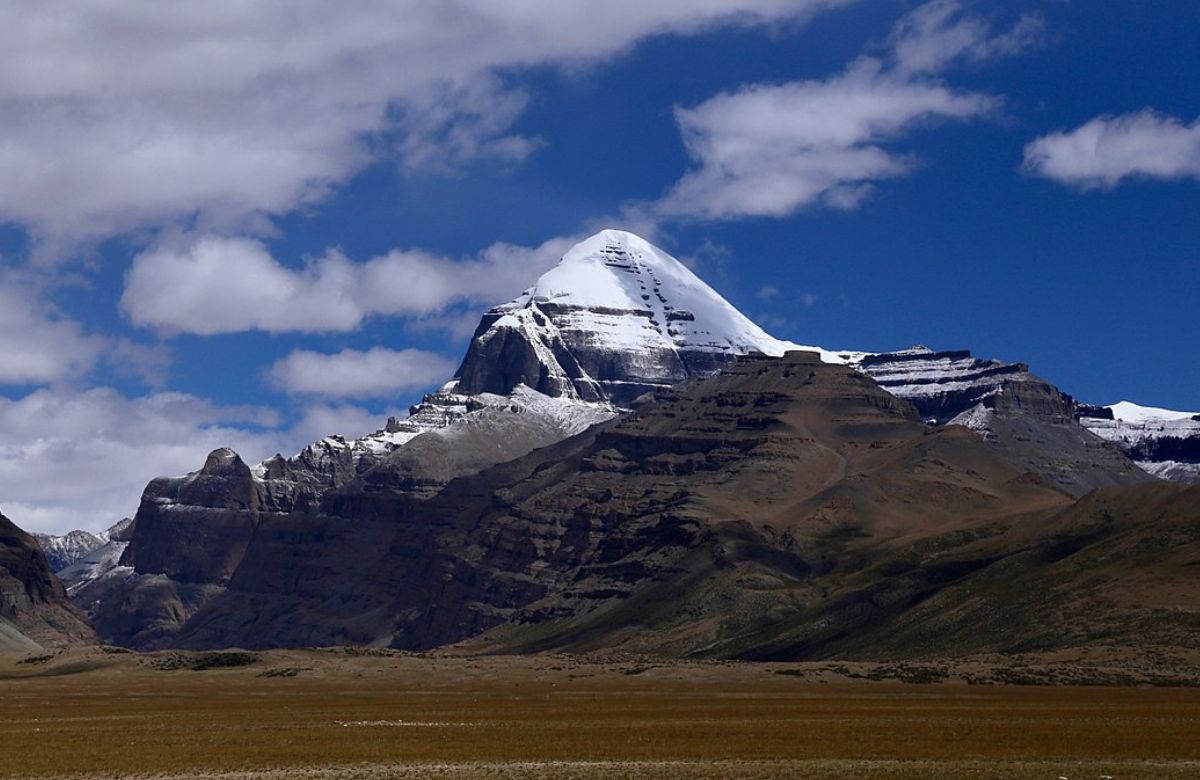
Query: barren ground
[[2, 648, 1198, 779]]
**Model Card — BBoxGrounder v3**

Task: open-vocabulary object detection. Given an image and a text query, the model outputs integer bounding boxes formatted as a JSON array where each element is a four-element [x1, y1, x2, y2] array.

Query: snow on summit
[[514, 229, 854, 363]]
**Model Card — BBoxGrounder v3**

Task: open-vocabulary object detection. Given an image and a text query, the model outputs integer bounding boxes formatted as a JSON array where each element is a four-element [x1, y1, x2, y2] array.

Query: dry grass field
[[2, 648, 1199, 779]]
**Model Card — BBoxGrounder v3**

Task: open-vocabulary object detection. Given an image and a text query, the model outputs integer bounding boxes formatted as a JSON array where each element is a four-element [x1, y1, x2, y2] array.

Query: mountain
[[0, 509, 95, 651], [56, 518, 136, 618], [453, 229, 862, 406], [94, 353, 1198, 661], [1078, 401, 1200, 483], [90, 230, 820, 646], [83, 229, 1184, 656], [33, 529, 107, 572], [446, 353, 1198, 660], [33, 517, 133, 574], [857, 347, 1153, 496]]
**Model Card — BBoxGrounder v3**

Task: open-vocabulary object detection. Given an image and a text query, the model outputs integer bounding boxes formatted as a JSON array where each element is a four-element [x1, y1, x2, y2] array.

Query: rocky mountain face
[[92, 353, 1198, 661], [857, 347, 1153, 496], [454, 354, 1198, 660], [0, 509, 95, 651], [1077, 402, 1200, 484], [56, 518, 136, 618]]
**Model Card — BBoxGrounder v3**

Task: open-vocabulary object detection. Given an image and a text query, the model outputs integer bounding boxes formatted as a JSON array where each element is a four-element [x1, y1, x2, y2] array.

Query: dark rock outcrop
[[0, 509, 94, 650], [93, 390, 613, 648]]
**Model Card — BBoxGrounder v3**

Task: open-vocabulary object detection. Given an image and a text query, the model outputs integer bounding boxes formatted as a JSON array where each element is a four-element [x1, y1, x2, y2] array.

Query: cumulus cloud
[[654, 0, 1039, 220], [0, 0, 853, 252], [120, 233, 581, 335], [268, 347, 456, 399], [1023, 110, 1200, 189], [0, 385, 422, 534], [0, 283, 105, 385], [0, 388, 283, 533]]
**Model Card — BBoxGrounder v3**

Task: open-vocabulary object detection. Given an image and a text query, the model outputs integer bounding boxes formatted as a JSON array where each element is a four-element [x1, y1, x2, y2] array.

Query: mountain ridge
[[41, 228, 1196, 660]]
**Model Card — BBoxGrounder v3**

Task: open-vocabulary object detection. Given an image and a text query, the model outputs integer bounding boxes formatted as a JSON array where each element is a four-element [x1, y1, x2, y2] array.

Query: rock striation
[[93, 353, 1199, 660], [857, 347, 1152, 496]]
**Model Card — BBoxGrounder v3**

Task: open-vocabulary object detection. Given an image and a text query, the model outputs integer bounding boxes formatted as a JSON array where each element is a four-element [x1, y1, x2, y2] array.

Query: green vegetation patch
[[150, 651, 260, 671]]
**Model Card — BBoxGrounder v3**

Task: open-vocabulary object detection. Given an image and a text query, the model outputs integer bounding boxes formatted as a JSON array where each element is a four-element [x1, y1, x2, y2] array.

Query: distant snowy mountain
[[34, 529, 108, 573], [1108, 401, 1200, 424], [1079, 401, 1200, 483], [242, 228, 861, 509]]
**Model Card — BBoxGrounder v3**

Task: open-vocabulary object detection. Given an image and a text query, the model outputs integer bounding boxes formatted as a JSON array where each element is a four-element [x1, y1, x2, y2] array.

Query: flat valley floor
[[2, 648, 1199, 779]]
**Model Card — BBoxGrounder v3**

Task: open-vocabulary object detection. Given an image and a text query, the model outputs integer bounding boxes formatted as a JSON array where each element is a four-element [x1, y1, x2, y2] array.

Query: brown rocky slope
[[0, 510, 95, 651], [93, 352, 1198, 661]]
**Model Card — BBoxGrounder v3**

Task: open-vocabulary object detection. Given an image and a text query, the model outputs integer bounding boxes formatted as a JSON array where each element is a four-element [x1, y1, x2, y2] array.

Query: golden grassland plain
[[2, 648, 1199, 779]]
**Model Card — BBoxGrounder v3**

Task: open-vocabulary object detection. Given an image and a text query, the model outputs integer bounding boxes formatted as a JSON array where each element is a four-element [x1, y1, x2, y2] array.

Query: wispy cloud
[[652, 0, 1039, 221], [888, 0, 1045, 76], [1023, 110, 1200, 189]]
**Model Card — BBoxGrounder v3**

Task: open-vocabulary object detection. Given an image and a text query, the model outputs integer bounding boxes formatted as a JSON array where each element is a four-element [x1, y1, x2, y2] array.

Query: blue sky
[[1, 0, 1198, 532]]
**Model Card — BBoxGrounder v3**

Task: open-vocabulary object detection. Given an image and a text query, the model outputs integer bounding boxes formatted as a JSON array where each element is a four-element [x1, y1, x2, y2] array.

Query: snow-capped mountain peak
[[520, 228, 787, 357], [456, 229, 862, 406]]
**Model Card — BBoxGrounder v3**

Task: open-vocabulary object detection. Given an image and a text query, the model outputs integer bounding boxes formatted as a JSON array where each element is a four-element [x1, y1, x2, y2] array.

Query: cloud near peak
[[267, 347, 457, 400], [120, 233, 580, 336]]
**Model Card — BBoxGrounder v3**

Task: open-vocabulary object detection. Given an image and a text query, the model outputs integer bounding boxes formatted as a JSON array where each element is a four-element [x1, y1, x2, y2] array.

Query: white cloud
[[653, 0, 1041, 221], [0, 385, 423, 535], [888, 0, 1044, 76], [655, 59, 996, 220], [120, 237, 365, 335], [268, 347, 456, 400], [406, 310, 489, 342], [120, 232, 581, 335], [0, 0, 853, 252], [1023, 111, 1200, 189], [0, 388, 284, 533], [0, 283, 104, 384]]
